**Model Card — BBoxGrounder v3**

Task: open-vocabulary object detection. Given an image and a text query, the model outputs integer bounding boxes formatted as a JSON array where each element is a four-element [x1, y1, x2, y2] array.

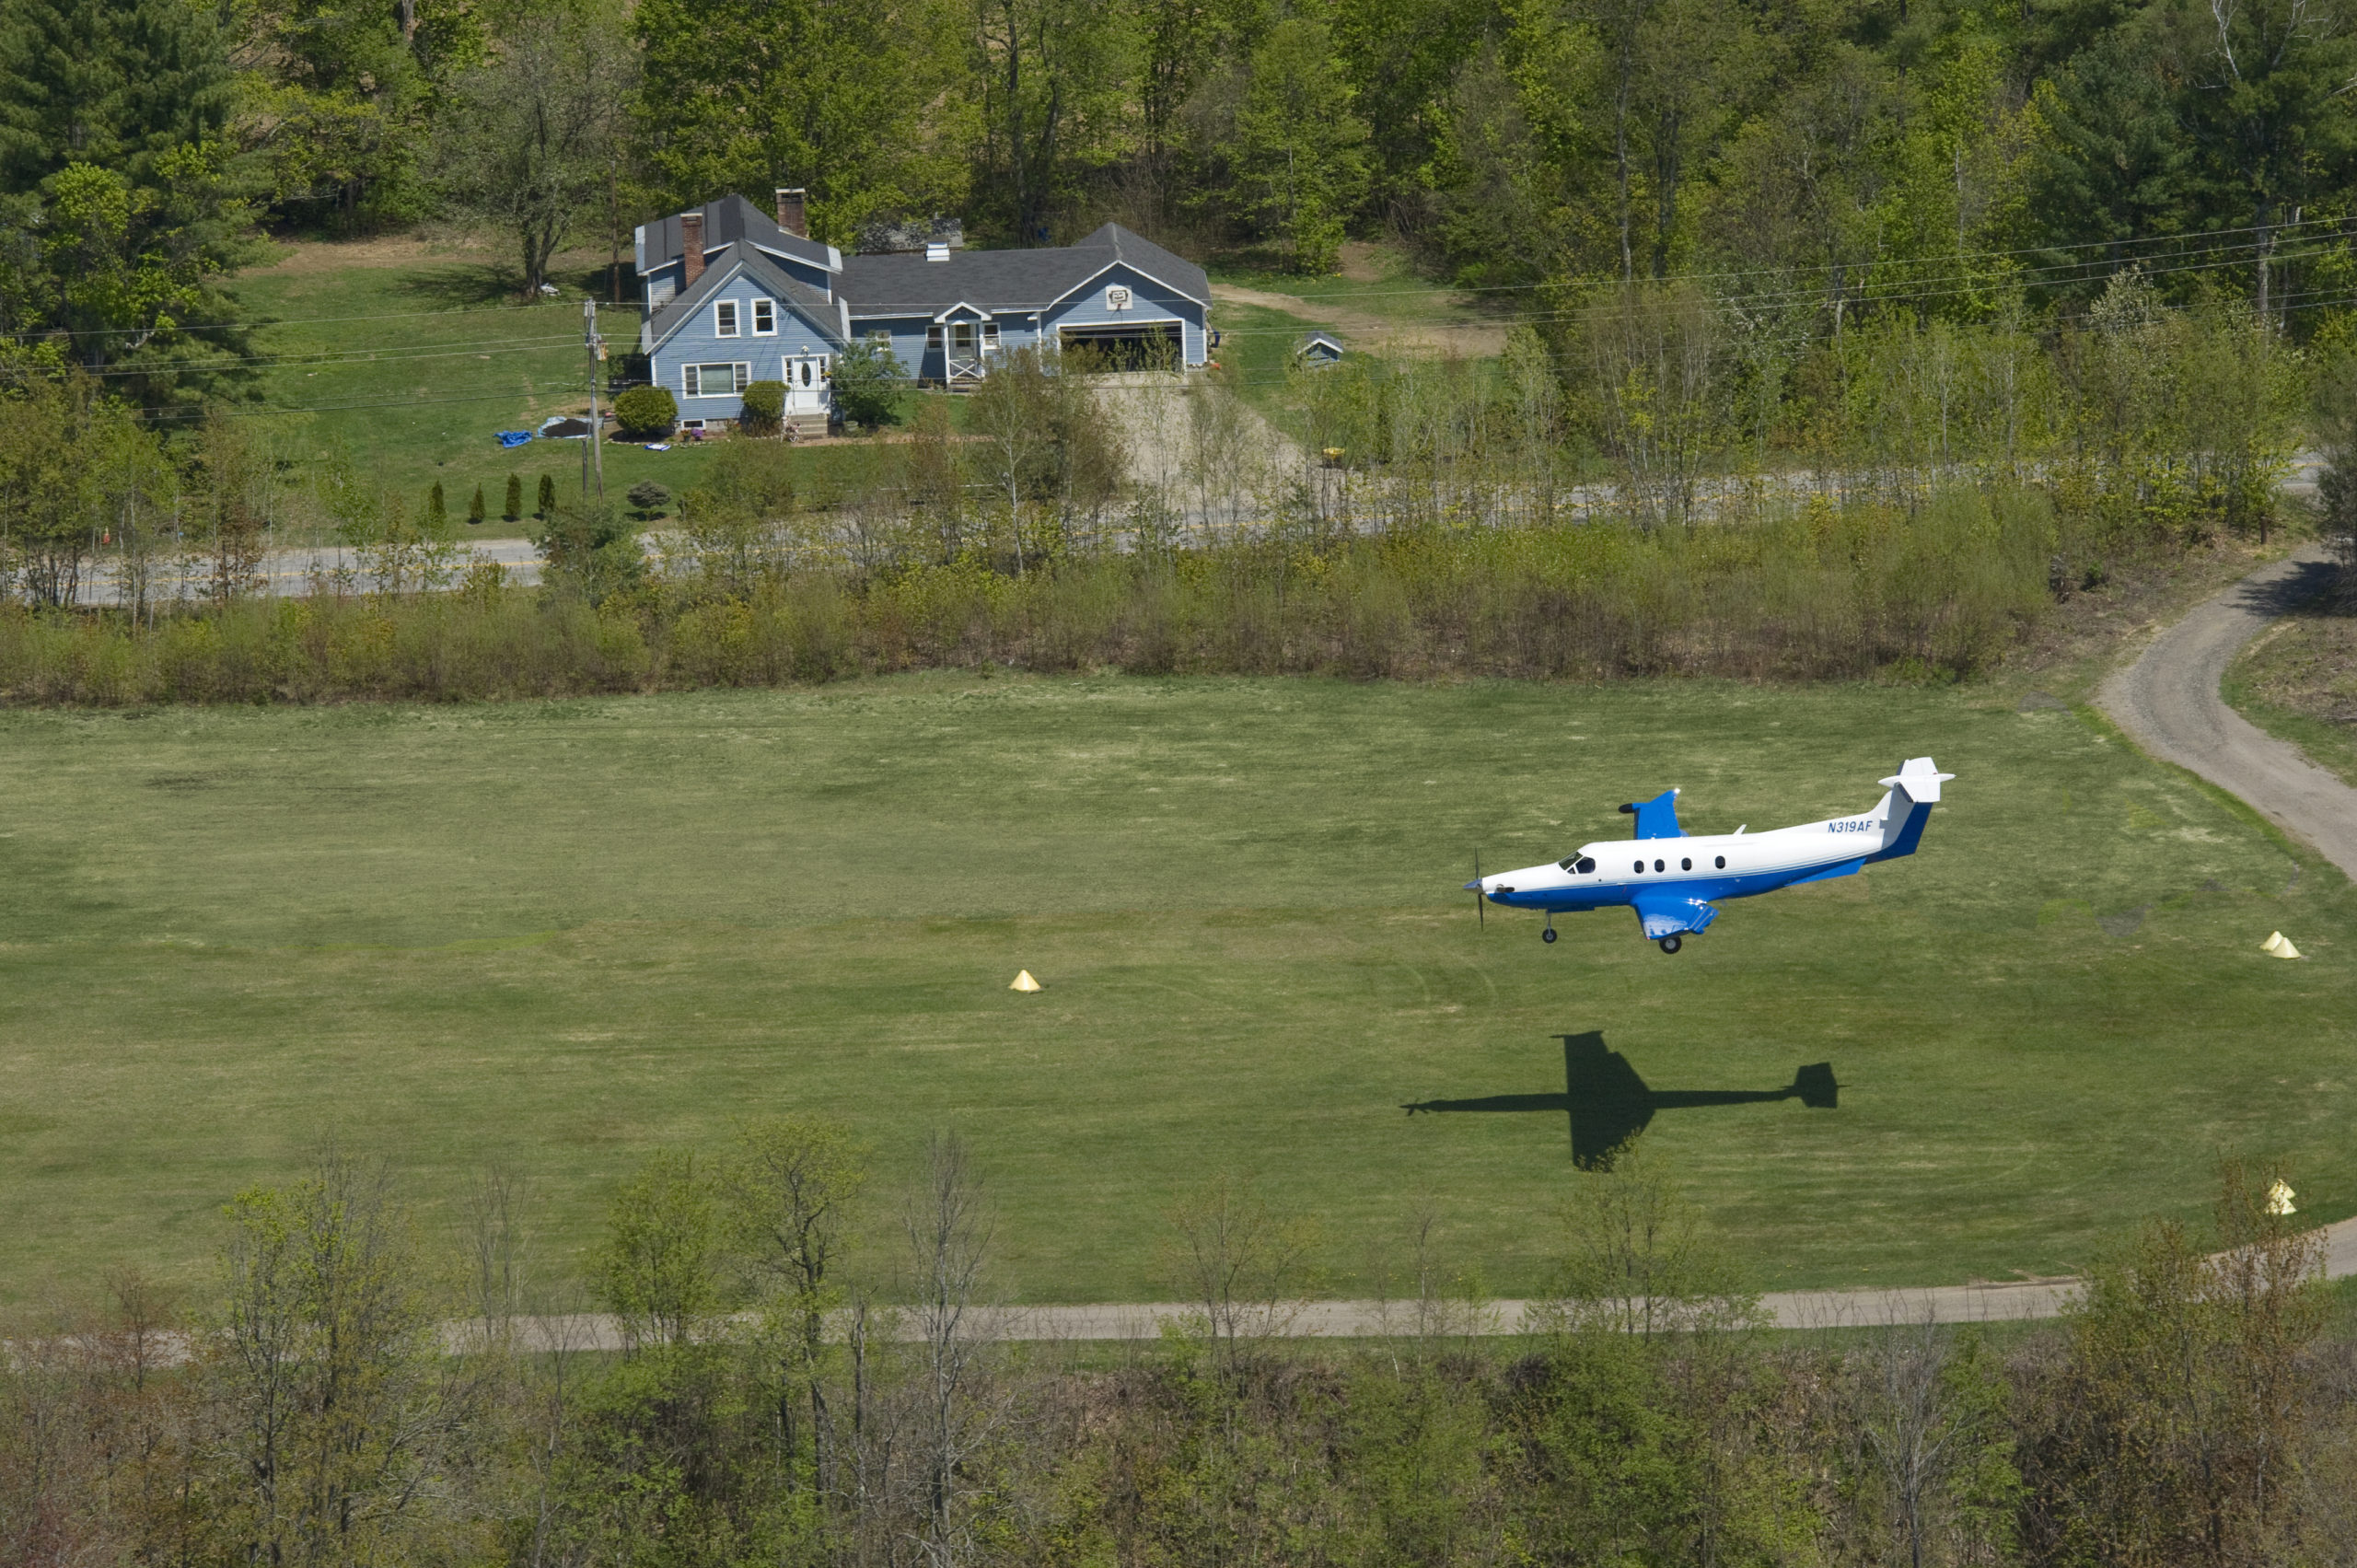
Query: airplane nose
[[1463, 879, 1483, 891]]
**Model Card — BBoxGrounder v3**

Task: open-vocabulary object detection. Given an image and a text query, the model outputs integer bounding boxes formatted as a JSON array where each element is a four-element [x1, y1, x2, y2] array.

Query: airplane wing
[[1629, 889, 1720, 939]]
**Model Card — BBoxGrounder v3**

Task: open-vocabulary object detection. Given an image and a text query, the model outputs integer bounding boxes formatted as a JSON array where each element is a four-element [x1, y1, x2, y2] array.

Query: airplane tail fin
[[1791, 1063, 1839, 1109], [1865, 757, 1954, 863]]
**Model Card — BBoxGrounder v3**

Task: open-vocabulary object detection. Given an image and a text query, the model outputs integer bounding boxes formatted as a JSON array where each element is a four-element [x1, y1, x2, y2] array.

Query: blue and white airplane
[[1467, 758, 1955, 954]]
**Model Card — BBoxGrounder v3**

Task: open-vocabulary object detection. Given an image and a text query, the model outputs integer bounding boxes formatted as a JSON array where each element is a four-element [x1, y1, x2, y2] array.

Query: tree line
[[12, 0, 2357, 403], [4, 1132, 2350, 1566]]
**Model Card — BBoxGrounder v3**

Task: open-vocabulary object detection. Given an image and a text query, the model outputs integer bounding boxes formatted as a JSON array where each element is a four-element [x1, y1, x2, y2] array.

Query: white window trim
[[751, 298, 776, 336], [683, 362, 752, 398], [714, 300, 740, 338]]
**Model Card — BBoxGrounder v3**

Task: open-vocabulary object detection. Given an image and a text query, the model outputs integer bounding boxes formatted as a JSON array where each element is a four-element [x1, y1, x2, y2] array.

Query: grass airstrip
[[4, 676, 2351, 1306]]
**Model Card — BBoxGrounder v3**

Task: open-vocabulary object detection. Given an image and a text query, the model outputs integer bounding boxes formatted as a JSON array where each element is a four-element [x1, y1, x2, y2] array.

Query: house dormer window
[[714, 300, 740, 337], [751, 298, 775, 335]]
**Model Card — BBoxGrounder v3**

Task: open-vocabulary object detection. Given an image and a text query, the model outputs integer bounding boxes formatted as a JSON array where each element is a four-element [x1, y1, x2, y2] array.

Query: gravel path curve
[[2099, 544, 2357, 879]]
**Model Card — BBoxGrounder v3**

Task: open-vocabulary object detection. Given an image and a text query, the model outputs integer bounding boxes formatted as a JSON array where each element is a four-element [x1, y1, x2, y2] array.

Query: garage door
[[1060, 320, 1182, 369]]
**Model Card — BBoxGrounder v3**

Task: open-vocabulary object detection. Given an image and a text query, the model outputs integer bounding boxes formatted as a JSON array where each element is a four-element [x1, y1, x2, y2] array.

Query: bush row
[[0, 485, 2109, 704]]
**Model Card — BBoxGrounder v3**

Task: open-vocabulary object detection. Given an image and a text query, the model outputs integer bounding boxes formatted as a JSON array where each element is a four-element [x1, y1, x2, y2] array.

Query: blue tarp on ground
[[495, 430, 532, 447]]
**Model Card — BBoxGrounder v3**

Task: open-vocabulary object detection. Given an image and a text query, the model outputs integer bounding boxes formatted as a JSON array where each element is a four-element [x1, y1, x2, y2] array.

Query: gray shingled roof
[[639, 192, 838, 276], [646, 242, 847, 350], [837, 223, 1209, 315]]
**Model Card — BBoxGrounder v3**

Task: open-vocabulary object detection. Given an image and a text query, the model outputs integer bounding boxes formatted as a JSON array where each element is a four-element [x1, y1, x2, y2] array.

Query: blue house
[[636, 192, 1212, 428]]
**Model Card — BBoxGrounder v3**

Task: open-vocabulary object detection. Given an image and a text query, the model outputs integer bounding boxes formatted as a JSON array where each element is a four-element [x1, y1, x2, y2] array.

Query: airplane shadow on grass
[[1403, 1031, 1839, 1169]]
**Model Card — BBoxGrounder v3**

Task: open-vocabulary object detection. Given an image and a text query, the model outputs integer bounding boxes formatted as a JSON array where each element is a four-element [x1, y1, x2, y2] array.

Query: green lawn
[[4, 676, 2351, 1307], [223, 243, 942, 538]]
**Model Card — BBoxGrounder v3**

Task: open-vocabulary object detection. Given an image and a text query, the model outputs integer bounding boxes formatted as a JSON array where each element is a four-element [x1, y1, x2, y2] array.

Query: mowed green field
[[3, 677, 2351, 1306]]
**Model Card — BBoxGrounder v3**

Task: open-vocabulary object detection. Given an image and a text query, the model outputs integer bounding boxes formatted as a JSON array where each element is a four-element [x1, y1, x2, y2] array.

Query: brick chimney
[[680, 210, 705, 288], [774, 188, 807, 238]]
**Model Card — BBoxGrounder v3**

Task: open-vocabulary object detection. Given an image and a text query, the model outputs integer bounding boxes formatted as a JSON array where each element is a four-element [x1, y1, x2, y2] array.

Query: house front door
[[785, 354, 830, 419], [946, 322, 983, 385]]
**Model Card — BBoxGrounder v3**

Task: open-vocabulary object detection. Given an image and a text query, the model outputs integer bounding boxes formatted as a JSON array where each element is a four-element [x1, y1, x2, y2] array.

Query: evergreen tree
[[504, 473, 523, 520], [537, 473, 556, 517], [0, 0, 258, 405], [468, 482, 486, 524], [427, 481, 447, 528], [0, 0, 235, 192], [1232, 17, 1369, 273]]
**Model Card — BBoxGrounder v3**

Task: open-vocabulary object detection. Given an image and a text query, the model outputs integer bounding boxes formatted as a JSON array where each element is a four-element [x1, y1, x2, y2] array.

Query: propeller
[[1466, 850, 1484, 926]]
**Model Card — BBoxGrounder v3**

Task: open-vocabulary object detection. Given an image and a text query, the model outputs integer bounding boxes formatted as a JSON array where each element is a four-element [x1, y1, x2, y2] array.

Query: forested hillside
[[5, 0, 2357, 697], [7, 0, 2357, 366]]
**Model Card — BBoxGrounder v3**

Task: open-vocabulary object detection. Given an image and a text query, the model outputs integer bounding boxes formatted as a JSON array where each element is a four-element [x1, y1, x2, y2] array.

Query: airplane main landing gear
[[1657, 935, 1683, 955]]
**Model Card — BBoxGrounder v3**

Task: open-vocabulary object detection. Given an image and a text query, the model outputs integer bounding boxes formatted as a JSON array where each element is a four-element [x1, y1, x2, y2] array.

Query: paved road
[[2099, 544, 2357, 881]]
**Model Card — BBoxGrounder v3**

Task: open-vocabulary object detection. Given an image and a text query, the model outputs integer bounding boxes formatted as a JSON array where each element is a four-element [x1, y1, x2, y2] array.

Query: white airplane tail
[[1869, 757, 1954, 862]]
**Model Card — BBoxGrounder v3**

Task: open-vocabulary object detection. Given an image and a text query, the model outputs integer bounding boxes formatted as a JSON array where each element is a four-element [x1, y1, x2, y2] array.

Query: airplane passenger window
[[1680, 857, 1691, 871], [1715, 855, 1725, 868], [1654, 858, 1664, 872], [1633, 860, 1643, 874]]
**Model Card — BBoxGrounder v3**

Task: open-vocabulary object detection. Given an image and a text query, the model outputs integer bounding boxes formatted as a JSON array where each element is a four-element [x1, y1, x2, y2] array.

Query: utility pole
[[583, 299, 606, 500]]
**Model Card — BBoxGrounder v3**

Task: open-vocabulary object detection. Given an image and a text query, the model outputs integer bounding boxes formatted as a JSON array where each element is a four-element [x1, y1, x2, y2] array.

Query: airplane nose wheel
[[1541, 926, 1557, 944], [1657, 935, 1683, 955]]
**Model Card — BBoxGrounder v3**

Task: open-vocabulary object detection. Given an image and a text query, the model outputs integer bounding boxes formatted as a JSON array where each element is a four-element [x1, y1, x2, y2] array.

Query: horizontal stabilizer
[[1878, 757, 1955, 804], [1619, 786, 1686, 840]]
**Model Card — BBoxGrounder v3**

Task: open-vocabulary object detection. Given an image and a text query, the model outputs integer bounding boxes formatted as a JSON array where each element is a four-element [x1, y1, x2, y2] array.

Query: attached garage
[[1059, 319, 1183, 369]]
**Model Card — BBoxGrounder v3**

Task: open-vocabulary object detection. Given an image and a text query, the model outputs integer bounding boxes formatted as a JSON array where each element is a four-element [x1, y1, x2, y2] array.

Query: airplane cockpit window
[[1559, 856, 1599, 875], [1577, 857, 1596, 874]]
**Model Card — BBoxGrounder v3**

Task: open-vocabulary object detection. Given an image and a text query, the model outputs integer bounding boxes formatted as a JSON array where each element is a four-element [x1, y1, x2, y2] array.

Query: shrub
[[627, 481, 670, 519], [537, 474, 557, 517], [737, 379, 786, 436], [830, 339, 905, 430], [613, 386, 679, 441], [468, 484, 486, 525], [504, 474, 523, 521], [427, 482, 447, 528]]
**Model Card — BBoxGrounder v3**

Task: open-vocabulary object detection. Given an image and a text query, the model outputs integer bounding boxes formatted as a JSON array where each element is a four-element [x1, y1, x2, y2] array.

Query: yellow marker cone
[[2262, 931, 2302, 959], [1010, 970, 1043, 992], [2267, 1179, 2297, 1216]]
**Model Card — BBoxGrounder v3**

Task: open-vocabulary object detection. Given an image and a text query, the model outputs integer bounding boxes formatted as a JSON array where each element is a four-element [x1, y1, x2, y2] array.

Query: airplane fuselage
[[1471, 758, 1952, 950], [1480, 807, 1919, 915]]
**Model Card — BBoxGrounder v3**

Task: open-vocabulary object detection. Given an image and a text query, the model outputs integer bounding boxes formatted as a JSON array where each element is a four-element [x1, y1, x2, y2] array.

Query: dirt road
[[1211, 283, 1512, 358], [458, 1224, 2356, 1350], [2098, 545, 2357, 881]]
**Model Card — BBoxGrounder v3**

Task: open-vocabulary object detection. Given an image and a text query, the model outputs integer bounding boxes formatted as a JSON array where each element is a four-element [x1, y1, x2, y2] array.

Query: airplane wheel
[[1658, 935, 1683, 955], [1541, 927, 1557, 944]]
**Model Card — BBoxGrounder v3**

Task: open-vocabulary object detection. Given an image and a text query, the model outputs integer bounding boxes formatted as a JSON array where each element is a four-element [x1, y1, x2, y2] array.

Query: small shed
[[1295, 331, 1345, 367]]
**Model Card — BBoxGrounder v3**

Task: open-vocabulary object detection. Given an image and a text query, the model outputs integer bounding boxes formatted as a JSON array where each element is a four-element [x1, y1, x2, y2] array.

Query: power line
[[66, 333, 586, 382]]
